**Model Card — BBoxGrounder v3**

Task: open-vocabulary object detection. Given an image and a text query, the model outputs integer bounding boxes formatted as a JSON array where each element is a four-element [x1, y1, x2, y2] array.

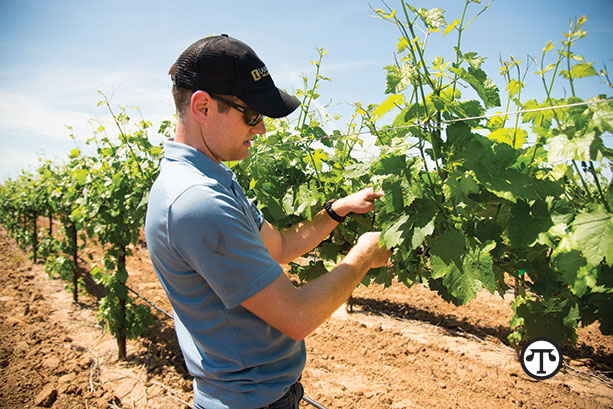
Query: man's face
[[203, 95, 267, 163]]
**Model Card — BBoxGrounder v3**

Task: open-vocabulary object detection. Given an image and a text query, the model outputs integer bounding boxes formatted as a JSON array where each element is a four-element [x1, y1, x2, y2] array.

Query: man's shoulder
[[168, 178, 242, 225], [147, 161, 232, 222]]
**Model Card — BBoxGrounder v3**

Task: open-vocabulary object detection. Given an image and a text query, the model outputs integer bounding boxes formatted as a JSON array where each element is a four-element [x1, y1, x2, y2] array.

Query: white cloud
[[0, 92, 93, 142], [0, 145, 50, 181], [0, 65, 176, 179]]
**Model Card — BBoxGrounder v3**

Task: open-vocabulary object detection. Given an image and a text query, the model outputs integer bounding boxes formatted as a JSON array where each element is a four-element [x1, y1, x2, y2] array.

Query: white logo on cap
[[250, 67, 270, 82]]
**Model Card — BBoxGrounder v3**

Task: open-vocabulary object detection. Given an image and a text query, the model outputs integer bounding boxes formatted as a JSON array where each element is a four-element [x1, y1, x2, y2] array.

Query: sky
[[0, 0, 611, 181]]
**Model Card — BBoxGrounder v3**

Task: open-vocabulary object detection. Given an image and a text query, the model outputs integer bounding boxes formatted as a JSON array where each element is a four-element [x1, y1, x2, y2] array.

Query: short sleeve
[[168, 185, 282, 308], [249, 200, 264, 231]]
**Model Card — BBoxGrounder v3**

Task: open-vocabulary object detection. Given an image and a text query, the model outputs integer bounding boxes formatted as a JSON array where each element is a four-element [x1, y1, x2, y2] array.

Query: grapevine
[[0, 96, 163, 359], [234, 1, 613, 349], [0, 0, 611, 358]]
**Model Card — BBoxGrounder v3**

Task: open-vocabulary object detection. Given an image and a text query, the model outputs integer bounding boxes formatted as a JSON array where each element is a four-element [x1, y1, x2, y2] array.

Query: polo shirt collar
[[164, 140, 234, 188]]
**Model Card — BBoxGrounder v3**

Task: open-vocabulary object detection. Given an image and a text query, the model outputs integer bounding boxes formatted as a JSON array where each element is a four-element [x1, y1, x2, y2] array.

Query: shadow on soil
[[347, 295, 511, 343], [130, 313, 191, 384], [346, 295, 613, 379], [47, 259, 190, 383]]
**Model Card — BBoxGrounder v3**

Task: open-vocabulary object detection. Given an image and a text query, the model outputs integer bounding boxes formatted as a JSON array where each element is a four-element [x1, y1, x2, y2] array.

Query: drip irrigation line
[[254, 97, 613, 150], [124, 284, 174, 320], [303, 395, 328, 409], [76, 254, 174, 320]]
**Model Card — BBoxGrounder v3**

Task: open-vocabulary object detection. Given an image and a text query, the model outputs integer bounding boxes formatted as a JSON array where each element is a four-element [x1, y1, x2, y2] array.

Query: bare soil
[[1, 225, 612, 409]]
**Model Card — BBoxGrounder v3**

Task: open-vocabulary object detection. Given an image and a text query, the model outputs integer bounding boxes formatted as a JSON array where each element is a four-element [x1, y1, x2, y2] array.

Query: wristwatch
[[324, 200, 346, 223]]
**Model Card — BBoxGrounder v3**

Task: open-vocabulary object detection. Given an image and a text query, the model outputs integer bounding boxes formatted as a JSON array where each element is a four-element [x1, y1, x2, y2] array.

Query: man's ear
[[190, 90, 211, 123]]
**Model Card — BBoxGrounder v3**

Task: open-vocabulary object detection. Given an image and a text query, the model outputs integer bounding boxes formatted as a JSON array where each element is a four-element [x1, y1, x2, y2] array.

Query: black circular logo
[[520, 338, 563, 380]]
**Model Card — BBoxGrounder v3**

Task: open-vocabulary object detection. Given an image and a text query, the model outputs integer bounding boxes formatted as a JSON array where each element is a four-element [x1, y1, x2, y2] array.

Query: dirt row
[[1, 228, 612, 408]]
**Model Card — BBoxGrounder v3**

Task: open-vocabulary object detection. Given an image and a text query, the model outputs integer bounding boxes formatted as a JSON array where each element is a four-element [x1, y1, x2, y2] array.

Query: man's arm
[[260, 187, 383, 264], [242, 231, 390, 341]]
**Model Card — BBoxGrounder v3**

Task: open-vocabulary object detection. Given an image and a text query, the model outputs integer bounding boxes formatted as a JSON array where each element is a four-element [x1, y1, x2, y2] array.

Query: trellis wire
[[253, 97, 613, 152], [125, 283, 173, 320], [77, 253, 175, 319]]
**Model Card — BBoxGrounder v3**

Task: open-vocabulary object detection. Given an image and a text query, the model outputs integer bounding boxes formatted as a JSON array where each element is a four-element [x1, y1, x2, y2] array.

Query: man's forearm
[[275, 207, 341, 264], [288, 239, 376, 338], [261, 188, 381, 265], [242, 231, 389, 341]]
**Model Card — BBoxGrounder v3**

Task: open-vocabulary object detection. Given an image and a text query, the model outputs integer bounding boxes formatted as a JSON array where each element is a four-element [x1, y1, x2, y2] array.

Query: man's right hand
[[356, 232, 391, 269]]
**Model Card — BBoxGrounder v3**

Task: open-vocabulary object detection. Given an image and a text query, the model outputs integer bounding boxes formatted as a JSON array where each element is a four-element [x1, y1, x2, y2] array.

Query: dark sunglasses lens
[[245, 111, 263, 126]]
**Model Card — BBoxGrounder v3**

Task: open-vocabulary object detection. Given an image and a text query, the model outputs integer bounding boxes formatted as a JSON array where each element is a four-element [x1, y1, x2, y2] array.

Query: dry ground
[[1, 226, 612, 409]]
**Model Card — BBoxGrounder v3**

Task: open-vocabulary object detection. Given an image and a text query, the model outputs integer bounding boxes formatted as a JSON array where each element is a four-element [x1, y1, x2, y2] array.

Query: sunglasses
[[210, 95, 263, 126]]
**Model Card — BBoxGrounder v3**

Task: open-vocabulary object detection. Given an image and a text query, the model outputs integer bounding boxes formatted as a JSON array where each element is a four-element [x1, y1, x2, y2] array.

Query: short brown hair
[[169, 63, 230, 118], [169, 63, 193, 117]]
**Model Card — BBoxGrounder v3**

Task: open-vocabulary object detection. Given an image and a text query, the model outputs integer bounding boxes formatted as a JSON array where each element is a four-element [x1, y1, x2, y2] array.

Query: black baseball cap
[[173, 34, 300, 118]]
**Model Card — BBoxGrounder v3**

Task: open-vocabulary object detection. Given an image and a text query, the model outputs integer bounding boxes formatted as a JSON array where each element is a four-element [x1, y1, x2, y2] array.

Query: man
[[145, 35, 390, 409]]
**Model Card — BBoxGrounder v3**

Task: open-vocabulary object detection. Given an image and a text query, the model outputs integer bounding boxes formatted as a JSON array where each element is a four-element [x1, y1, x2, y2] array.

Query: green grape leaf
[[291, 260, 328, 282], [382, 177, 405, 213], [384, 65, 402, 94], [430, 242, 495, 305], [475, 220, 503, 243], [506, 79, 524, 98], [397, 37, 410, 53], [463, 138, 563, 201], [443, 19, 460, 36], [373, 267, 396, 288], [430, 229, 466, 264], [444, 172, 480, 202], [462, 51, 486, 70], [417, 7, 446, 30], [548, 132, 604, 162], [487, 128, 528, 149], [588, 97, 613, 133], [570, 62, 598, 79], [553, 250, 587, 289], [516, 297, 580, 345], [448, 66, 500, 108], [381, 214, 410, 249], [373, 154, 406, 176], [372, 94, 405, 120], [570, 206, 613, 266], [521, 99, 557, 128], [73, 168, 89, 185], [508, 200, 553, 248], [411, 217, 435, 249]]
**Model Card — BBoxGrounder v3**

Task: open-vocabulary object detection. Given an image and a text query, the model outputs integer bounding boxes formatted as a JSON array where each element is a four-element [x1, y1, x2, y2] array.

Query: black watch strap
[[324, 200, 346, 223]]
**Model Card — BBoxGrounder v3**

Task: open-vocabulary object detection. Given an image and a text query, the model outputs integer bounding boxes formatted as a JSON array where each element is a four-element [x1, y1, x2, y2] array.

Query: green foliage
[[233, 48, 375, 279], [96, 292, 153, 340], [232, 1, 611, 350], [367, 2, 612, 348], [73, 94, 161, 356], [0, 0, 611, 357], [0, 94, 163, 359]]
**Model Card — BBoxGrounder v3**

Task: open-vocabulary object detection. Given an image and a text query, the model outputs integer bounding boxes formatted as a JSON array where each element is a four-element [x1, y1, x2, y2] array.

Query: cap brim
[[240, 87, 300, 119]]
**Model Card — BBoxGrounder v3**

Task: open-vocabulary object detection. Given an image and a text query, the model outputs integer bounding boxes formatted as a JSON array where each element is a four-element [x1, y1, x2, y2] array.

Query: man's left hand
[[332, 187, 384, 217]]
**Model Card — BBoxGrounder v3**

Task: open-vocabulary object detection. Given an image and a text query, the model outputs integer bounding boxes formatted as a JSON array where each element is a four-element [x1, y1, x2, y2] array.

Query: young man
[[145, 35, 391, 409]]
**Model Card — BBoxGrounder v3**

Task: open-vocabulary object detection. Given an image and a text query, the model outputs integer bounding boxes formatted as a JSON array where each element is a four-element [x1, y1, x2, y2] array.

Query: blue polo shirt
[[145, 141, 306, 409]]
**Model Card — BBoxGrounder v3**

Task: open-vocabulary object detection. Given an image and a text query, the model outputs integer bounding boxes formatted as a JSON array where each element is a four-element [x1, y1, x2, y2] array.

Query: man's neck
[[173, 120, 221, 164]]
